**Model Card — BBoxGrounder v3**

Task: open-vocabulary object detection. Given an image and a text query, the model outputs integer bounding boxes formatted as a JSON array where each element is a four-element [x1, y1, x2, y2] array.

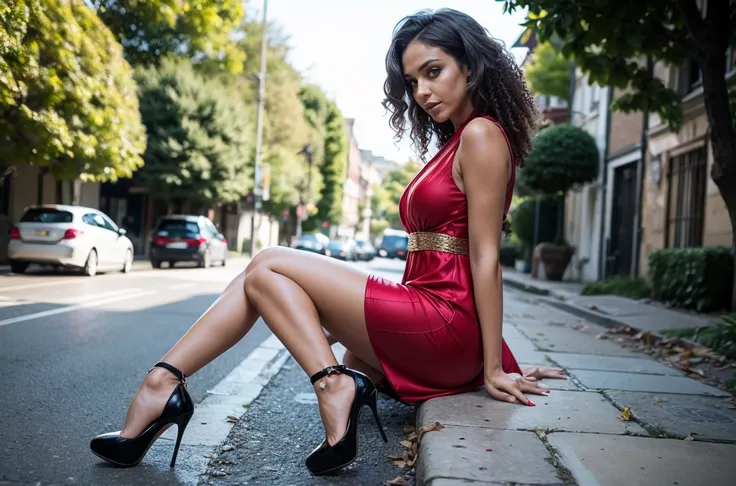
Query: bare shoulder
[[457, 117, 510, 172]]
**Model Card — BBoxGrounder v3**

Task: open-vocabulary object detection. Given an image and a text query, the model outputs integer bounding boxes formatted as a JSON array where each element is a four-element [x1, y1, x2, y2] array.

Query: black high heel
[[90, 362, 194, 468], [305, 365, 388, 475]]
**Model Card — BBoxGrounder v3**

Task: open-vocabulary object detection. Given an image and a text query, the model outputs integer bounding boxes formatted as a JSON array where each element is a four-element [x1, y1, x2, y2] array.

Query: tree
[[523, 41, 571, 102], [90, 0, 245, 72], [134, 58, 252, 208], [378, 161, 421, 229], [519, 123, 599, 242], [317, 100, 348, 226], [502, 0, 736, 306], [0, 0, 145, 182], [298, 84, 348, 233]]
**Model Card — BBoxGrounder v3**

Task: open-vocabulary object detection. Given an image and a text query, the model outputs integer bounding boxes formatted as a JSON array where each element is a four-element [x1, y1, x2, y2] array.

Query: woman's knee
[[245, 246, 291, 274]]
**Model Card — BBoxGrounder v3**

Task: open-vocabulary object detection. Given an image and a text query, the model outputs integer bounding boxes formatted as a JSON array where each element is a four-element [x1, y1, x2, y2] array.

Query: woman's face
[[402, 40, 473, 128]]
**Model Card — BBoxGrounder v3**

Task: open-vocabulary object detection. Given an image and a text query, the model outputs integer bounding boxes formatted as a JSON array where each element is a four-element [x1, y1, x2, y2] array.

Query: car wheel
[[9, 261, 28, 274], [221, 252, 228, 266], [151, 259, 162, 269], [199, 250, 211, 269], [83, 250, 98, 277], [122, 249, 133, 273]]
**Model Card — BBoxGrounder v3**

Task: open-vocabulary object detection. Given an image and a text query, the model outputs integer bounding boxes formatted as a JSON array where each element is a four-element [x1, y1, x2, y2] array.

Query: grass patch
[[662, 314, 736, 359], [581, 275, 652, 300]]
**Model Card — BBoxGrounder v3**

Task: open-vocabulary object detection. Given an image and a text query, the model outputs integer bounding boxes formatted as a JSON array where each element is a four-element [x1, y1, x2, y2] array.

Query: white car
[[7, 204, 135, 277]]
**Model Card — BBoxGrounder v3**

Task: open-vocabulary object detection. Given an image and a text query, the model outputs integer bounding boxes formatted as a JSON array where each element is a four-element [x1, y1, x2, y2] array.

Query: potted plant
[[518, 123, 599, 281]]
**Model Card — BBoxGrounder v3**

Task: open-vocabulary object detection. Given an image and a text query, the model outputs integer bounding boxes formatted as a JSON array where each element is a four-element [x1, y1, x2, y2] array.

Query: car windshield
[[157, 219, 200, 236], [20, 208, 73, 223]]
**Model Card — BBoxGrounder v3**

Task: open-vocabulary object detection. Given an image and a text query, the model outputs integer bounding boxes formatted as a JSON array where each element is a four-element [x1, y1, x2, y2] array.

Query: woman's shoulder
[[458, 116, 509, 158]]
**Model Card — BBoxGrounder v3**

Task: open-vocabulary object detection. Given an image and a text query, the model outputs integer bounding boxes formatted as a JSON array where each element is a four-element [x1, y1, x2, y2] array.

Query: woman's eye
[[427, 67, 441, 78]]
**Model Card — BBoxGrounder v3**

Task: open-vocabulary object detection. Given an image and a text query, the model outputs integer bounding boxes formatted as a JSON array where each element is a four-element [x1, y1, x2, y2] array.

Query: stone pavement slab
[[547, 432, 736, 486], [604, 390, 736, 441], [517, 364, 582, 391], [418, 390, 647, 435], [546, 353, 682, 376], [508, 349, 553, 366], [523, 327, 642, 356], [416, 426, 564, 486], [572, 369, 731, 397]]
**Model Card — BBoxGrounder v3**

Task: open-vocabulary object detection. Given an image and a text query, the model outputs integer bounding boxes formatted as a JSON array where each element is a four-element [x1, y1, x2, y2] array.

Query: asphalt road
[[0, 255, 407, 486]]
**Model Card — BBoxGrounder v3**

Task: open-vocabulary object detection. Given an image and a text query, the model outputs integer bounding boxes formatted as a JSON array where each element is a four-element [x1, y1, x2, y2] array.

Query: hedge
[[648, 246, 734, 312]]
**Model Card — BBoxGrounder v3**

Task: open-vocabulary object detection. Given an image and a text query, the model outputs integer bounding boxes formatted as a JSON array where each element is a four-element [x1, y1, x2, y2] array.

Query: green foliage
[[502, 1, 695, 130], [523, 41, 571, 101], [500, 240, 521, 267], [91, 0, 245, 72], [648, 247, 734, 312], [582, 276, 652, 300], [519, 123, 599, 195], [134, 58, 252, 206], [0, 0, 145, 181], [662, 315, 736, 360], [298, 84, 346, 229], [509, 196, 559, 258], [318, 100, 348, 225], [379, 162, 421, 228]]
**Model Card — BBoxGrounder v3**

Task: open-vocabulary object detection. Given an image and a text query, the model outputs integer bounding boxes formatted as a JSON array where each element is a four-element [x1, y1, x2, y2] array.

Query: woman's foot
[[119, 366, 182, 438], [314, 372, 356, 446]]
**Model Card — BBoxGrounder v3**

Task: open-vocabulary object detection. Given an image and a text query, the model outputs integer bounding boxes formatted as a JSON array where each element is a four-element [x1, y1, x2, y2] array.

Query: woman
[[90, 8, 564, 475]]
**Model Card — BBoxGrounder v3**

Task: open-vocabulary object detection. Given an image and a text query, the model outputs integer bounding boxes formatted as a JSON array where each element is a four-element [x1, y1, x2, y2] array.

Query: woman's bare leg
[[118, 247, 382, 447], [120, 271, 261, 438], [243, 247, 381, 445]]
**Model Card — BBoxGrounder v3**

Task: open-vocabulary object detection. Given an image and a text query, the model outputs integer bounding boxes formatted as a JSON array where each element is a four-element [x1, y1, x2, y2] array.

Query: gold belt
[[407, 232, 469, 256]]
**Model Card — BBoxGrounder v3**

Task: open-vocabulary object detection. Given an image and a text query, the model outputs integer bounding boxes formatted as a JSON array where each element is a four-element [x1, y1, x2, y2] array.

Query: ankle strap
[[149, 361, 188, 384], [309, 365, 346, 385]]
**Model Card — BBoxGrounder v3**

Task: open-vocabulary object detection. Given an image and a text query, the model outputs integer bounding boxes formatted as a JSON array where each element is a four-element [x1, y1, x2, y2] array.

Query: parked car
[[355, 240, 376, 261], [150, 215, 228, 269], [324, 239, 358, 261], [377, 229, 408, 260], [293, 233, 329, 254], [7, 204, 134, 277]]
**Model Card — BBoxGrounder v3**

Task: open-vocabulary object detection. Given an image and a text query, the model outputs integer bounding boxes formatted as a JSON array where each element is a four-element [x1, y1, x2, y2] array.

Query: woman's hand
[[522, 366, 567, 381], [485, 367, 550, 406]]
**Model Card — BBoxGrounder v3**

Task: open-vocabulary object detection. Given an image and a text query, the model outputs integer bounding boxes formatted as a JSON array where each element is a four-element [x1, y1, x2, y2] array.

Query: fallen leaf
[[226, 415, 239, 423], [388, 454, 405, 461], [536, 332, 545, 336], [384, 476, 409, 485], [452, 445, 467, 448], [393, 460, 407, 468], [684, 434, 695, 441], [619, 406, 632, 421], [417, 421, 445, 443], [411, 442, 418, 456], [653, 398, 664, 404], [400, 440, 413, 449], [406, 432, 418, 441], [403, 424, 416, 435], [407, 456, 417, 467], [485, 448, 493, 452]]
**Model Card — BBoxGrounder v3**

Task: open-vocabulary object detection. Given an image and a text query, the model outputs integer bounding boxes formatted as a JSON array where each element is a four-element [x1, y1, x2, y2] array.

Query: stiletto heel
[[170, 411, 194, 467], [367, 391, 388, 443], [305, 365, 386, 475], [90, 362, 194, 468]]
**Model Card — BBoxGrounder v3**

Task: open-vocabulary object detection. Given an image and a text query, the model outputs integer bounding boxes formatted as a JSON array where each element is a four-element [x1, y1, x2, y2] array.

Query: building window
[[666, 146, 708, 248]]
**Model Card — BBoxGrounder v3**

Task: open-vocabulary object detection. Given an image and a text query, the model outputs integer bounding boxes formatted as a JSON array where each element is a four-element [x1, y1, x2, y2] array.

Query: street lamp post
[[249, 0, 268, 257]]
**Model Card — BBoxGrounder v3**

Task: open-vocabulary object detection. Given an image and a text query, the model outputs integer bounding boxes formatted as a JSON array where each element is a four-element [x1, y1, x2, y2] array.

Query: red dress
[[364, 115, 522, 403]]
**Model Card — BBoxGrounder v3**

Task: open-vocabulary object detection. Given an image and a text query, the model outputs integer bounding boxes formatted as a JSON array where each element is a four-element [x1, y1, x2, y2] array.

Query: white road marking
[[0, 288, 145, 308], [168, 282, 196, 290], [0, 290, 157, 327], [159, 332, 289, 457]]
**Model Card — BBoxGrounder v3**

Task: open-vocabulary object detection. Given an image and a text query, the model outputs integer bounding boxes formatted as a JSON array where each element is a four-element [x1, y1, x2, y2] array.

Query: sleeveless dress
[[363, 115, 522, 404]]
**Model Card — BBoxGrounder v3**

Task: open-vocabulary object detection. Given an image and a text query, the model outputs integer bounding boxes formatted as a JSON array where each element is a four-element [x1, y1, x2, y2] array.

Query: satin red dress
[[364, 115, 522, 403]]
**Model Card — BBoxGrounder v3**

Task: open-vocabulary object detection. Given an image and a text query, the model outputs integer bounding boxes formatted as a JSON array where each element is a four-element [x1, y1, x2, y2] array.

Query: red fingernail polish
[[528, 400, 536, 406]]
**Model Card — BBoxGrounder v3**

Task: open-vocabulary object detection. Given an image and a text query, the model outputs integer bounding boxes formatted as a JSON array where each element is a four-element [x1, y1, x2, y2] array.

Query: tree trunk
[[699, 54, 736, 312]]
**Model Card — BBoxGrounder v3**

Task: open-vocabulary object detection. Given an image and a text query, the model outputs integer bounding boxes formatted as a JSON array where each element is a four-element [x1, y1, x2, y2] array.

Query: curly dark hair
[[382, 8, 539, 169]]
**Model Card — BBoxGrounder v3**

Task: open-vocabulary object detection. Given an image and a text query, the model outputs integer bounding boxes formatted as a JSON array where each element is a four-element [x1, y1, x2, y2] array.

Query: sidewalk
[[415, 281, 735, 486]]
